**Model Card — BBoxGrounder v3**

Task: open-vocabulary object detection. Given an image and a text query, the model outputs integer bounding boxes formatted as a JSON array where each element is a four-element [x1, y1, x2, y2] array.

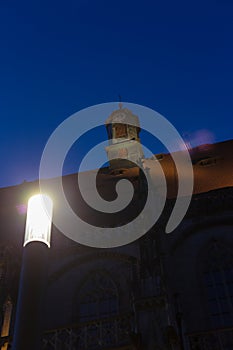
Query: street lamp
[[12, 194, 53, 350], [24, 194, 53, 248]]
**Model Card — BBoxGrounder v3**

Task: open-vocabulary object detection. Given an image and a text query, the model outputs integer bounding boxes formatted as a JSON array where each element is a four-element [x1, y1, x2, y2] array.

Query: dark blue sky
[[1, 0, 233, 188]]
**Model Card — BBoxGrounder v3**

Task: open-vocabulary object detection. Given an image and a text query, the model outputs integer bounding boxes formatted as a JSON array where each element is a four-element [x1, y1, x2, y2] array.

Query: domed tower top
[[105, 104, 144, 169], [105, 103, 141, 144]]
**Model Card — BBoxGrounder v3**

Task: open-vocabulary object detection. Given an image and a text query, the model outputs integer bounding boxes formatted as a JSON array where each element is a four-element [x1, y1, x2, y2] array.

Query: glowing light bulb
[[24, 194, 53, 248]]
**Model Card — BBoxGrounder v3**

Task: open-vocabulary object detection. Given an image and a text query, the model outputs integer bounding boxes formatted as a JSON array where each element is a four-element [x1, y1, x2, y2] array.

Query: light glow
[[24, 194, 53, 248]]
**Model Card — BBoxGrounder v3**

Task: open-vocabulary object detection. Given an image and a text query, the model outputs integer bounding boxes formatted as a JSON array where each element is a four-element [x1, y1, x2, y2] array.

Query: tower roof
[[105, 106, 140, 128]]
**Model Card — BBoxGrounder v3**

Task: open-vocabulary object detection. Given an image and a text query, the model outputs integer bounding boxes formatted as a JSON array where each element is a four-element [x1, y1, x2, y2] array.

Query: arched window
[[1, 296, 13, 338], [203, 241, 233, 328], [0, 248, 7, 285], [78, 271, 118, 322]]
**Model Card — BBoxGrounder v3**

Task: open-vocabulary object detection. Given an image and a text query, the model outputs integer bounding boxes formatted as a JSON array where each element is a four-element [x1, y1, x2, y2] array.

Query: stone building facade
[[0, 106, 233, 350]]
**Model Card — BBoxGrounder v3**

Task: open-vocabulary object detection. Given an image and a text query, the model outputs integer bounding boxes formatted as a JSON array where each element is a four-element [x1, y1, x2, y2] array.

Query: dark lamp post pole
[[12, 194, 53, 350]]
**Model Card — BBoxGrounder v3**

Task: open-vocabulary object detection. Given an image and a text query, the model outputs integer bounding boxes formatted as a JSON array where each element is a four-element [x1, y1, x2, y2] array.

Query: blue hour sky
[[0, 0, 233, 188]]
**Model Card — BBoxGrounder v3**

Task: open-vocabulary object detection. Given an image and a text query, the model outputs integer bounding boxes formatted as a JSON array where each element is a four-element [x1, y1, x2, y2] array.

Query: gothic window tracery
[[203, 241, 233, 328], [78, 271, 119, 322], [67, 271, 133, 349]]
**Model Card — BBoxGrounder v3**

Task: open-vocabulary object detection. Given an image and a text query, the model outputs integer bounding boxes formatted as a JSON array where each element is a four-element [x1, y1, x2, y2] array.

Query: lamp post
[[12, 194, 53, 350]]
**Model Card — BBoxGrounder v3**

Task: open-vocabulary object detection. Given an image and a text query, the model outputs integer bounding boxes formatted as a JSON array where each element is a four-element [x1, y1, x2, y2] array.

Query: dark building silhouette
[[0, 106, 233, 349]]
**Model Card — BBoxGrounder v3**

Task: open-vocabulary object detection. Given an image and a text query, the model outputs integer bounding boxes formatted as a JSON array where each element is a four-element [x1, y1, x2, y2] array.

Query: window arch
[[0, 248, 7, 285], [77, 270, 119, 323], [203, 240, 233, 328]]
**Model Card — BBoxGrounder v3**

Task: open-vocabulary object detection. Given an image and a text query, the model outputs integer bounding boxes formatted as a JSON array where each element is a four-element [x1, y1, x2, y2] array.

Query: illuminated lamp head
[[24, 194, 53, 248]]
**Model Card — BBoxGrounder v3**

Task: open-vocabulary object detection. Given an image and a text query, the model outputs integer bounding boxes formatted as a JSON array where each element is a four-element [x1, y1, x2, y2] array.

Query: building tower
[[105, 104, 144, 169]]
